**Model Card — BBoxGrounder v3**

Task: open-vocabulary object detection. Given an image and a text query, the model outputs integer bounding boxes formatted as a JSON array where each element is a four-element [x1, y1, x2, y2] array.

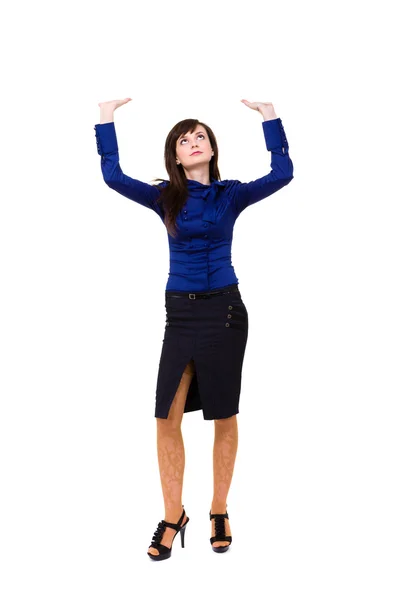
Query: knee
[[214, 415, 237, 427], [156, 416, 182, 431]]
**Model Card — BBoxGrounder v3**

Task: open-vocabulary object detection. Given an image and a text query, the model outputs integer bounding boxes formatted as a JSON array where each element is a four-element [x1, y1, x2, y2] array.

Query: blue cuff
[[262, 118, 288, 151], [94, 122, 118, 156]]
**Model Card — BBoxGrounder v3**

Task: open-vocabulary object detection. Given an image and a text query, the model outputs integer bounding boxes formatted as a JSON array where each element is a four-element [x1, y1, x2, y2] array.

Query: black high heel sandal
[[147, 506, 189, 561], [209, 505, 232, 553]]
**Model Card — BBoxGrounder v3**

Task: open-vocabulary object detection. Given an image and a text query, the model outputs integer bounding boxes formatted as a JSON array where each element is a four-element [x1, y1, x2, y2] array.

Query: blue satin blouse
[[94, 118, 294, 291]]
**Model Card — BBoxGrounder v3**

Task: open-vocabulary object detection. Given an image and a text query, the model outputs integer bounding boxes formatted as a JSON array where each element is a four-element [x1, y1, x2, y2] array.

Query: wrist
[[260, 110, 278, 121], [100, 107, 115, 124]]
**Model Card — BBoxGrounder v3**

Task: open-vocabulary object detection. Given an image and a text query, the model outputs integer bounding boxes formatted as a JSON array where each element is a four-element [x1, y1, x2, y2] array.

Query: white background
[[1, 0, 399, 598]]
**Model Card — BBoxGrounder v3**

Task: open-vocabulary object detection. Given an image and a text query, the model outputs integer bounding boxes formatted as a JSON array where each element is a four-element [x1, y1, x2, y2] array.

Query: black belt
[[166, 284, 239, 300]]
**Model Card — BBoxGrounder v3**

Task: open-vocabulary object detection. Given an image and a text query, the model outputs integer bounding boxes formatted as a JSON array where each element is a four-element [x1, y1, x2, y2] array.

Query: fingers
[[241, 99, 274, 111], [98, 98, 132, 108], [241, 99, 259, 111]]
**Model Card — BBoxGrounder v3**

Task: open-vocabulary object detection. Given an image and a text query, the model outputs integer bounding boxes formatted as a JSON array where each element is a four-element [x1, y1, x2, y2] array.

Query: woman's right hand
[[98, 98, 132, 111]]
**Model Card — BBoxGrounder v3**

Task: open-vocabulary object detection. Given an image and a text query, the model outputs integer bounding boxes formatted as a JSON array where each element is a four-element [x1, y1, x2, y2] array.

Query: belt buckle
[[189, 293, 196, 300]]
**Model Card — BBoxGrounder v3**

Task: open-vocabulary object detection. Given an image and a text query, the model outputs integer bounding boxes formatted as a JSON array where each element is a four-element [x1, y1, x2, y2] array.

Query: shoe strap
[[210, 535, 232, 543], [210, 511, 229, 519], [163, 506, 186, 531]]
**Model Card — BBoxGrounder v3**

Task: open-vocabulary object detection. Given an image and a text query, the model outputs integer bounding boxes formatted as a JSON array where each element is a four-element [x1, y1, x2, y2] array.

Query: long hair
[[150, 119, 221, 238]]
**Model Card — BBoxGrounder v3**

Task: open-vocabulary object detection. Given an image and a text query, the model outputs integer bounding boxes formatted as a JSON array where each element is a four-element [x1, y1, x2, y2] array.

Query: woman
[[94, 98, 294, 560]]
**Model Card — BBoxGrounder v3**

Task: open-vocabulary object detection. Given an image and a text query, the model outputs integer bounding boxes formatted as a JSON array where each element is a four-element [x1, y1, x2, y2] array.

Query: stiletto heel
[[209, 504, 232, 553], [180, 523, 187, 548], [147, 506, 189, 561]]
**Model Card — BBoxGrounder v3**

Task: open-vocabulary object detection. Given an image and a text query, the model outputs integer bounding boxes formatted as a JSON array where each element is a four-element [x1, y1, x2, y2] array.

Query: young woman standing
[[94, 98, 294, 560]]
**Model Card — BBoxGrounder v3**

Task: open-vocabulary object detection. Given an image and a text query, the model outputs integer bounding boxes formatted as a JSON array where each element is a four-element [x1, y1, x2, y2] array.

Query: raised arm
[[94, 99, 165, 221], [229, 101, 294, 218]]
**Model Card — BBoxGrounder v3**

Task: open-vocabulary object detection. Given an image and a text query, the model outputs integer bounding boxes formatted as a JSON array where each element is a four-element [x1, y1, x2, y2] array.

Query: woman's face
[[175, 126, 213, 169]]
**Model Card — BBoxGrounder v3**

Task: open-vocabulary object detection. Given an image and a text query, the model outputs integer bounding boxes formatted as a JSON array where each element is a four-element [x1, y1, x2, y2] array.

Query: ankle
[[164, 505, 184, 522], [210, 503, 227, 514]]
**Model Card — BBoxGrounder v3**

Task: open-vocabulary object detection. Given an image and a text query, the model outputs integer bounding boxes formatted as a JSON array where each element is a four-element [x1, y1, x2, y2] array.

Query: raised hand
[[240, 99, 277, 121], [98, 98, 132, 111]]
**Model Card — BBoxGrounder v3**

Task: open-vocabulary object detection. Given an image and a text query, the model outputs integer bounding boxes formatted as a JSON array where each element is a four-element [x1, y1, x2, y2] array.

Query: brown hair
[[150, 118, 221, 238]]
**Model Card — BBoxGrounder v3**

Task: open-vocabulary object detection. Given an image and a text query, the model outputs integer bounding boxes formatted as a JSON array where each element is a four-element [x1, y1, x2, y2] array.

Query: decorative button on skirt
[[154, 284, 249, 420]]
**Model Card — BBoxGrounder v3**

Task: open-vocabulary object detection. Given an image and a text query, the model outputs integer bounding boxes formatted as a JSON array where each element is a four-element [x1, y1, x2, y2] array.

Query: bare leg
[[210, 414, 238, 548], [148, 360, 195, 556]]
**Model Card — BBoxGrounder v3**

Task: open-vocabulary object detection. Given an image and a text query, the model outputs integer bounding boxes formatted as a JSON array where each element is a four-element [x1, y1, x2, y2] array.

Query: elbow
[[279, 173, 294, 190], [274, 156, 294, 181], [278, 172, 294, 186], [101, 162, 119, 186], [282, 158, 294, 181], [281, 175, 294, 190], [104, 175, 115, 186]]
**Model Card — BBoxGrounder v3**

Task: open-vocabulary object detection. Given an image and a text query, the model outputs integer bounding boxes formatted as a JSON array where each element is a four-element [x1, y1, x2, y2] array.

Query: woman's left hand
[[241, 99, 277, 120]]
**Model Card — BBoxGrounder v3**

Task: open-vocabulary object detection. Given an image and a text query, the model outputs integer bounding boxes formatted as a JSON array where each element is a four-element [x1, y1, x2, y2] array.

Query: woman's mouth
[[191, 151, 202, 156]]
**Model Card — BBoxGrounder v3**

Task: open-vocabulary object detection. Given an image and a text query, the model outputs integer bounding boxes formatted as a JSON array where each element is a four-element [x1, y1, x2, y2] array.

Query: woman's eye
[[181, 134, 205, 144]]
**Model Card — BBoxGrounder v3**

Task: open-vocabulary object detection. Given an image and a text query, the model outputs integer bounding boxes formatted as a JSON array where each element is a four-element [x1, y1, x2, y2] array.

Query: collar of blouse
[[186, 178, 227, 224]]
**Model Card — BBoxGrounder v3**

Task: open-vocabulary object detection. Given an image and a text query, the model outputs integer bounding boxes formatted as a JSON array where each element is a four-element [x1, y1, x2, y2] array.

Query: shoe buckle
[[189, 293, 196, 300]]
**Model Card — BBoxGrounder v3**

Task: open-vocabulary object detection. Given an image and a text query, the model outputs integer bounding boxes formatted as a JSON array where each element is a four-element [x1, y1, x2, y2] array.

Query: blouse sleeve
[[94, 122, 165, 221], [229, 118, 294, 219]]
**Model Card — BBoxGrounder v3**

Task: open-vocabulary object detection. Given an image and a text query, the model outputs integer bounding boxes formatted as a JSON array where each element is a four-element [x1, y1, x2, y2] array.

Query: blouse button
[[225, 323, 230, 327], [227, 314, 232, 319], [228, 305, 233, 310]]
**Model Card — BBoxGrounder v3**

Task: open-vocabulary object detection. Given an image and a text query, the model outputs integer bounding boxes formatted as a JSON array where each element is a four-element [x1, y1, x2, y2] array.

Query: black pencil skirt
[[154, 283, 249, 420]]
